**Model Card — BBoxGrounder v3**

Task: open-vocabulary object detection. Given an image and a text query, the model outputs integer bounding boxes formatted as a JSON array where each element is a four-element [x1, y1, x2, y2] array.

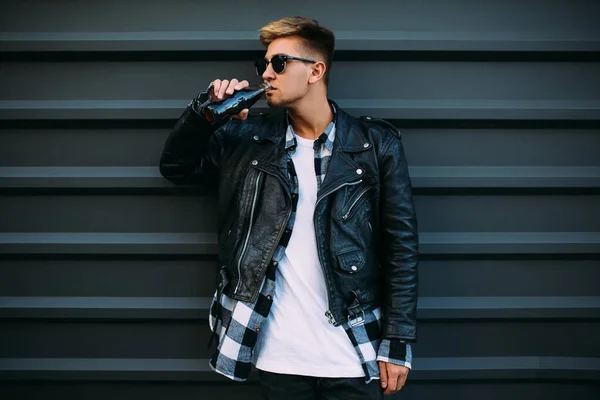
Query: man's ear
[[308, 61, 327, 84]]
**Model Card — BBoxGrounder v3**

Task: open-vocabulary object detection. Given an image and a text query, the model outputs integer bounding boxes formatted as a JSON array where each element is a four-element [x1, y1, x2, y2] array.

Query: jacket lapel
[[317, 104, 372, 198], [248, 103, 372, 197], [252, 109, 292, 189]]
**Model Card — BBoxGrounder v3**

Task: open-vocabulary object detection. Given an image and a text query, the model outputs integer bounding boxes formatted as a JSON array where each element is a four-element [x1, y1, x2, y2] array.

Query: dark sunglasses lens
[[255, 59, 267, 75], [271, 55, 286, 73]]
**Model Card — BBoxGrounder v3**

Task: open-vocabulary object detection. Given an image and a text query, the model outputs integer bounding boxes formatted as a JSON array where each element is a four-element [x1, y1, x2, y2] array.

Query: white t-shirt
[[253, 133, 364, 377]]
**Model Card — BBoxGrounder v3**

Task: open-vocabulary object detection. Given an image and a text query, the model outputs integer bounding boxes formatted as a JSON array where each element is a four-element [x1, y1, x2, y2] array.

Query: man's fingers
[[209, 77, 249, 107], [378, 361, 388, 390], [383, 364, 400, 396], [238, 80, 250, 90], [211, 78, 248, 101], [397, 371, 408, 389], [231, 109, 249, 120], [215, 79, 229, 99], [226, 79, 239, 95], [382, 364, 409, 395], [211, 79, 222, 101], [216, 79, 229, 99]]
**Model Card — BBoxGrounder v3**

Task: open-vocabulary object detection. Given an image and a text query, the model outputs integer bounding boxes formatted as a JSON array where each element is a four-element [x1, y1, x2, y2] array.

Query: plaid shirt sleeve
[[376, 339, 412, 369]]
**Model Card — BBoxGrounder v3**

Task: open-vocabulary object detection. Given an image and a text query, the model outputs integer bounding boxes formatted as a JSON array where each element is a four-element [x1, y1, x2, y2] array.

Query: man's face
[[261, 36, 314, 108]]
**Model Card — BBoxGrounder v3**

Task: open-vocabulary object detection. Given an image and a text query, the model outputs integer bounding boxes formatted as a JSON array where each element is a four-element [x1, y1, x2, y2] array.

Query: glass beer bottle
[[201, 82, 271, 124]]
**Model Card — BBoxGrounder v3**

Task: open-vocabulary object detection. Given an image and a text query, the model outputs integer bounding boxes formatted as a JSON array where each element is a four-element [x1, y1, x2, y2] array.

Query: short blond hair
[[259, 17, 335, 85]]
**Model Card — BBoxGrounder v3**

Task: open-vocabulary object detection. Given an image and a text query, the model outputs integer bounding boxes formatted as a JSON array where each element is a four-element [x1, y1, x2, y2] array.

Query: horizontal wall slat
[[1, 296, 598, 320], [0, 129, 169, 167], [2, 129, 600, 168], [421, 232, 600, 254], [0, 232, 598, 254], [2, 195, 597, 232], [0, 382, 264, 400], [3, 166, 599, 189], [2, 61, 598, 121], [0, 357, 598, 381], [6, 62, 597, 102], [0, 296, 208, 320], [2, 260, 598, 298], [0, 233, 217, 254], [2, 100, 599, 120], [417, 296, 600, 319], [2, 31, 600, 52], [3, 382, 600, 400], [2, 0, 598, 53], [1, 319, 596, 363]]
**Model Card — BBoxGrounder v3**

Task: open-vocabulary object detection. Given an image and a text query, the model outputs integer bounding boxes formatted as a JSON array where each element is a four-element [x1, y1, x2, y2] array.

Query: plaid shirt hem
[[209, 291, 412, 383]]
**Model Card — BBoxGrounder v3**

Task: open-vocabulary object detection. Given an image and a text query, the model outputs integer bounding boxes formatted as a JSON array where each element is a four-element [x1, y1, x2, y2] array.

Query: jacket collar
[[254, 100, 371, 153], [330, 100, 372, 153], [251, 108, 286, 144], [251, 100, 373, 192]]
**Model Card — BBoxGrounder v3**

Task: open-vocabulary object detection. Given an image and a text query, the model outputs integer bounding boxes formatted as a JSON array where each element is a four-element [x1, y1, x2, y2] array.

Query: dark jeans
[[258, 370, 384, 400]]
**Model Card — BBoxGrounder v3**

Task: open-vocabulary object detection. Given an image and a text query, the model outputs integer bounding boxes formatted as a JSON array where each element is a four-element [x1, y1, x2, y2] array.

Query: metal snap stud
[[351, 265, 358, 271], [356, 169, 363, 175], [251, 160, 258, 166], [253, 135, 259, 141], [363, 143, 369, 148]]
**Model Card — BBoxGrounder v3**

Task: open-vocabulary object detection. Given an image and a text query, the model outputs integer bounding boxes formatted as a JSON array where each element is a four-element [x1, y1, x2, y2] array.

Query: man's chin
[[266, 98, 284, 108]]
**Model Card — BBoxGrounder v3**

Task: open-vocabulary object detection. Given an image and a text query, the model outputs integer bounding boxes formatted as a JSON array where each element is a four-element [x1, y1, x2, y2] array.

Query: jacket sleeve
[[378, 133, 419, 342], [159, 87, 229, 186]]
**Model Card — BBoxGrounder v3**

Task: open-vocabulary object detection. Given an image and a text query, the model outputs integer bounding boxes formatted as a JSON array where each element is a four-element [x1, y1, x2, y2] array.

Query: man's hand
[[210, 78, 250, 120], [378, 361, 409, 396]]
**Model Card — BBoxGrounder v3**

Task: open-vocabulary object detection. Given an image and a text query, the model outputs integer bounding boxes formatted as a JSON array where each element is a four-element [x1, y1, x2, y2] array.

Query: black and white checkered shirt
[[209, 107, 411, 382]]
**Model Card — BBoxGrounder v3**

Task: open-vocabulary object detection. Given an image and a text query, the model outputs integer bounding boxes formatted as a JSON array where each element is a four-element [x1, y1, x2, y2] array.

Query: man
[[159, 16, 418, 399]]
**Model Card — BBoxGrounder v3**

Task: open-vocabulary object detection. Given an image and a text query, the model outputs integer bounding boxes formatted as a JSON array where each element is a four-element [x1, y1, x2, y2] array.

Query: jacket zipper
[[314, 178, 363, 325], [316, 179, 363, 208], [341, 185, 372, 221], [235, 171, 263, 293]]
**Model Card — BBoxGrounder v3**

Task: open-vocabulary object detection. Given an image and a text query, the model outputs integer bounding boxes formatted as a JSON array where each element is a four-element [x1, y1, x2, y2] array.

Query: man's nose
[[262, 63, 276, 80]]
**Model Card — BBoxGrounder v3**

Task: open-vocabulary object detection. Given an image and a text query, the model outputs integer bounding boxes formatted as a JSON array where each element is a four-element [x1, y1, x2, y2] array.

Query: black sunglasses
[[254, 54, 317, 76]]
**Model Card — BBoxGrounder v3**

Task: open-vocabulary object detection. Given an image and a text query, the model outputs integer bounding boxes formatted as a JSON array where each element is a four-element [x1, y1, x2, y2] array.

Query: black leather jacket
[[159, 99, 419, 342]]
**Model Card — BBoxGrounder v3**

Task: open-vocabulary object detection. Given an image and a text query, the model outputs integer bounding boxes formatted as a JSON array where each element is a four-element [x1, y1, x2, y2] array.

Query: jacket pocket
[[337, 249, 366, 273], [339, 184, 374, 222]]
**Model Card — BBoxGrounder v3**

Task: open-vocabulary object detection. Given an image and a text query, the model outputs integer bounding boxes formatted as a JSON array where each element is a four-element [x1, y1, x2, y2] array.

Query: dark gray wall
[[1, 1, 599, 399]]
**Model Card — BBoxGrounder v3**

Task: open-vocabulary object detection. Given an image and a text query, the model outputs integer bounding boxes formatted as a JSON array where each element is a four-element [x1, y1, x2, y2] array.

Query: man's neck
[[287, 93, 333, 140]]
